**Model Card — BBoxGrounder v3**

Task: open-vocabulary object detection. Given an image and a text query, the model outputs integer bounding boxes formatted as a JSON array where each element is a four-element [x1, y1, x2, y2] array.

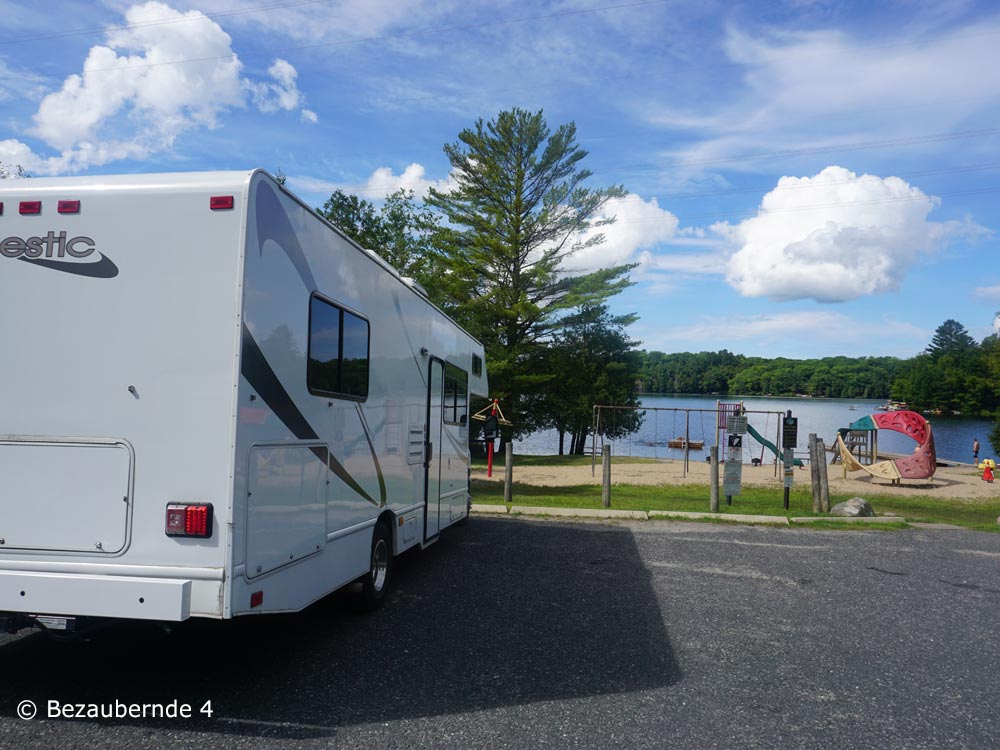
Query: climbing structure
[[834, 410, 936, 481]]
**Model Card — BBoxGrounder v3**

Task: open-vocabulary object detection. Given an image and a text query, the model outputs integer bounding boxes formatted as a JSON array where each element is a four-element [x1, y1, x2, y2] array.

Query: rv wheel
[[360, 522, 392, 611]]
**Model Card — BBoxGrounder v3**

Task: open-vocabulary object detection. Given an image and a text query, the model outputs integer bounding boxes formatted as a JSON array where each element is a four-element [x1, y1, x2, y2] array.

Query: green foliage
[[638, 351, 904, 399], [925, 319, 977, 362], [534, 304, 644, 454], [637, 318, 1000, 419], [426, 108, 634, 435], [317, 188, 442, 289]]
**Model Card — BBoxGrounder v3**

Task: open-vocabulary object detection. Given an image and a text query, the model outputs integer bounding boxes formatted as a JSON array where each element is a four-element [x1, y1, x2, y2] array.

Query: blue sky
[[3, 0, 999, 359]]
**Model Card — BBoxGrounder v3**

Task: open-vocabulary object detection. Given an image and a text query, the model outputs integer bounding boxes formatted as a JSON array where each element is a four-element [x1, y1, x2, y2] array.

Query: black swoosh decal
[[241, 323, 386, 507], [255, 181, 317, 292], [18, 253, 119, 279], [355, 403, 387, 505]]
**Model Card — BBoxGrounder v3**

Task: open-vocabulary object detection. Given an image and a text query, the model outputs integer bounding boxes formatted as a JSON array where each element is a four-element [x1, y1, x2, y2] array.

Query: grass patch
[[472, 479, 819, 515], [471, 478, 1000, 532]]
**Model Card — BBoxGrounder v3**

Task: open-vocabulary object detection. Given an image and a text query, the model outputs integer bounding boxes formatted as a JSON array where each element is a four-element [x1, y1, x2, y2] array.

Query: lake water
[[514, 394, 997, 464]]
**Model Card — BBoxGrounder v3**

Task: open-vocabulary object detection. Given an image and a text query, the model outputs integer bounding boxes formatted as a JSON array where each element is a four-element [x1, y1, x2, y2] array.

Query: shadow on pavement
[[0, 517, 679, 739]]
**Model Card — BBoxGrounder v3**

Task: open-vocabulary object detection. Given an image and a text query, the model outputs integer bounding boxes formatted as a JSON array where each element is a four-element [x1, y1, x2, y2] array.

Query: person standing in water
[[973, 438, 980, 464]]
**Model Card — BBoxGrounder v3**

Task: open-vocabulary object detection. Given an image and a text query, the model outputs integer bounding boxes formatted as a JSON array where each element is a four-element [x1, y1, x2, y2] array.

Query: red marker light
[[58, 200, 80, 214], [19, 201, 41, 215], [250, 591, 264, 608], [165, 503, 214, 538], [0, 202, 4, 215], [210, 195, 234, 210]]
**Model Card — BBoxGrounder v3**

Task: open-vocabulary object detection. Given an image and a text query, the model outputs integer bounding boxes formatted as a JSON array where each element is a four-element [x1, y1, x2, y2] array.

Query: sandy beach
[[473, 456, 1000, 501]]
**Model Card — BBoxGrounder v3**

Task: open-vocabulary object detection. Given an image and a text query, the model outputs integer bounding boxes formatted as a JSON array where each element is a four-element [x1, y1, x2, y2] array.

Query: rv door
[[425, 359, 444, 540]]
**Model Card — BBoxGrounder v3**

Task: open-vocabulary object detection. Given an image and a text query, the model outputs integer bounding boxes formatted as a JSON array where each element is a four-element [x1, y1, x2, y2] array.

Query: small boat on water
[[667, 437, 706, 449], [876, 400, 908, 412]]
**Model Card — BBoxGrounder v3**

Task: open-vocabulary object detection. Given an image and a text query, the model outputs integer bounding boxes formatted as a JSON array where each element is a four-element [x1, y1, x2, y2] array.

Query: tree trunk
[[570, 427, 590, 455], [558, 428, 565, 456]]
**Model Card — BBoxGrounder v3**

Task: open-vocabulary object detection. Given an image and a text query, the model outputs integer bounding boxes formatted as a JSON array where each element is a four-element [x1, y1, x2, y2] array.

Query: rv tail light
[[210, 195, 234, 210], [250, 591, 264, 608], [19, 201, 41, 215], [58, 200, 80, 214], [0, 202, 4, 215], [165, 503, 214, 538]]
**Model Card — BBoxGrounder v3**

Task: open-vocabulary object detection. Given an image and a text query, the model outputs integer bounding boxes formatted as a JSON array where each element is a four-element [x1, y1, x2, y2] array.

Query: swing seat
[[751, 458, 762, 466]]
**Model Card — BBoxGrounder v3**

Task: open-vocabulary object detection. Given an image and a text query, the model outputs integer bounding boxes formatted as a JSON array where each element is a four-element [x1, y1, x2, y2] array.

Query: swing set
[[590, 403, 789, 478]]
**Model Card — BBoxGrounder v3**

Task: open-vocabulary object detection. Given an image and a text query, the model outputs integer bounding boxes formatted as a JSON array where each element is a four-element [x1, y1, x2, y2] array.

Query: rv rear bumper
[[0, 571, 192, 621]]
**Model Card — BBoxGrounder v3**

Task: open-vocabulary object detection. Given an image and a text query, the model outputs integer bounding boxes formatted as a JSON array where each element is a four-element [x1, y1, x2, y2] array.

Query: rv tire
[[359, 522, 392, 611]]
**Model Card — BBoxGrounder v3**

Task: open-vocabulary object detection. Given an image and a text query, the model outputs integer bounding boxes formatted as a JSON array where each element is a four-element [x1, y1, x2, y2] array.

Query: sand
[[473, 456, 1000, 501]]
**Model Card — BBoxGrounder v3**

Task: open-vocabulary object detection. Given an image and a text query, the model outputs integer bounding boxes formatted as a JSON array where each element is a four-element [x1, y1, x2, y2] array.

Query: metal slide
[[745, 423, 804, 467]]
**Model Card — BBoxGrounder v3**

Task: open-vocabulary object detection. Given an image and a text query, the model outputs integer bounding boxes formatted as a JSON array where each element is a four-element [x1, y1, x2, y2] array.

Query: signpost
[[782, 411, 797, 510], [723, 410, 747, 504]]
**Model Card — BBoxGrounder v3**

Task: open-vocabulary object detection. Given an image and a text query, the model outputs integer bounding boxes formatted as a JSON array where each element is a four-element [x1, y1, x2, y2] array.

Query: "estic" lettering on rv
[[0, 232, 96, 259]]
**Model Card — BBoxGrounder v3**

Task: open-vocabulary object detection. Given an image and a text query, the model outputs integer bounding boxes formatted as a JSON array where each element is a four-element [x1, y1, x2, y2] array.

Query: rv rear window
[[443, 364, 468, 425], [308, 295, 370, 400]]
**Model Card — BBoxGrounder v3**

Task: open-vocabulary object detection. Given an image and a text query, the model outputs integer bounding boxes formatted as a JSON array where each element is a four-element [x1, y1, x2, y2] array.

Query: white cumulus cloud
[[568, 194, 681, 272], [719, 166, 967, 303], [249, 58, 317, 123], [6, 1, 315, 174], [359, 163, 458, 199]]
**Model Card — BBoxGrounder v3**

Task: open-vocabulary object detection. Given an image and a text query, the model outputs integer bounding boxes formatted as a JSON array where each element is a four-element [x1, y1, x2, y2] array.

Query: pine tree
[[426, 108, 634, 435]]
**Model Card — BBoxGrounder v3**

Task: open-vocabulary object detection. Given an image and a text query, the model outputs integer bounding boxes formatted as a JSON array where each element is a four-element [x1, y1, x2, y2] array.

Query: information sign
[[782, 416, 798, 449], [727, 415, 748, 435], [723, 459, 742, 496]]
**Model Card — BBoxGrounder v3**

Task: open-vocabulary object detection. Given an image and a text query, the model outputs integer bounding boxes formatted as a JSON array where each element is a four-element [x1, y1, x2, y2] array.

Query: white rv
[[0, 170, 488, 634]]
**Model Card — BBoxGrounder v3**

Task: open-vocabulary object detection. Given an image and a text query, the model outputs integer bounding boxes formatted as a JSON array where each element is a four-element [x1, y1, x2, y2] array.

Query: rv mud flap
[[0, 571, 191, 621]]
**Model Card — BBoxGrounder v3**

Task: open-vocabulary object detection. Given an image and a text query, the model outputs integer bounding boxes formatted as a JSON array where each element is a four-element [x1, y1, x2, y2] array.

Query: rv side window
[[443, 364, 468, 425], [341, 311, 369, 399], [472, 354, 483, 377], [308, 295, 370, 401]]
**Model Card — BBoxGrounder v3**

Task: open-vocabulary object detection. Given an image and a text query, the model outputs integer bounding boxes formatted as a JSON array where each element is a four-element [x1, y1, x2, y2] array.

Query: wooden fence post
[[504, 442, 513, 506], [710, 445, 720, 512], [602, 444, 611, 508], [817, 439, 830, 513], [809, 433, 821, 513]]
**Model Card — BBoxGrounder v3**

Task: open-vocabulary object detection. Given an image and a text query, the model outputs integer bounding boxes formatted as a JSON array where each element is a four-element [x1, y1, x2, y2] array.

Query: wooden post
[[710, 446, 719, 512], [817, 439, 830, 513], [683, 409, 690, 477], [783, 450, 792, 511], [775, 412, 781, 477], [602, 445, 611, 508], [809, 433, 821, 513], [504, 442, 513, 506], [591, 407, 599, 477]]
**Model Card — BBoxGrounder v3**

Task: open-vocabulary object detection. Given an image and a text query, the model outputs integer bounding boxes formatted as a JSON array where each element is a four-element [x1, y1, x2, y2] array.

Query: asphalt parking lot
[[1, 516, 999, 749]]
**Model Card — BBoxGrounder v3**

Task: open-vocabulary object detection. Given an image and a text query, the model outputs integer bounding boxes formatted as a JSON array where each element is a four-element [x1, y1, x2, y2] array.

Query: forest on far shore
[[637, 319, 1000, 418]]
